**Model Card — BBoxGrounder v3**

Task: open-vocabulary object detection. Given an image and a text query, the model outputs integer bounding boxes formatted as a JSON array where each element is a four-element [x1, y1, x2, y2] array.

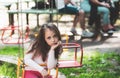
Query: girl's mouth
[[54, 43, 57, 45]]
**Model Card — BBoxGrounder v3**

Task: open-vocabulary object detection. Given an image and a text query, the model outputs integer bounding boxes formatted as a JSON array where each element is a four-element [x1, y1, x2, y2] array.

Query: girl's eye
[[47, 37, 51, 39], [54, 35, 57, 38]]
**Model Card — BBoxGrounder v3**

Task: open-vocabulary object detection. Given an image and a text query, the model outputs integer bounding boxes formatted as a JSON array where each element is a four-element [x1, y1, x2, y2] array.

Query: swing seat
[[0, 25, 30, 44], [58, 60, 82, 68], [58, 43, 83, 68]]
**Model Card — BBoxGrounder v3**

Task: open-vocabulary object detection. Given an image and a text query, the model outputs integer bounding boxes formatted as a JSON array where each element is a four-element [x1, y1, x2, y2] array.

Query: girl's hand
[[41, 69, 48, 77], [51, 41, 61, 50]]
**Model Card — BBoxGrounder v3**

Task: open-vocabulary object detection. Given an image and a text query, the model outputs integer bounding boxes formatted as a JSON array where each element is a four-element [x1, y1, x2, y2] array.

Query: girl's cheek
[[56, 37, 59, 41]]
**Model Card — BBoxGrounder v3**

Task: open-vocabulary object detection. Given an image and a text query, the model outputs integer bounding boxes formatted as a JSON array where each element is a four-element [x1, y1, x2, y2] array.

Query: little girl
[[24, 23, 62, 78]]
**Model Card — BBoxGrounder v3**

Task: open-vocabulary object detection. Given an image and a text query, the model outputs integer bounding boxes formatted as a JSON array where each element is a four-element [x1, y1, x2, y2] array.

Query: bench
[[7, 9, 77, 26], [7, 9, 59, 26], [7, 9, 75, 43]]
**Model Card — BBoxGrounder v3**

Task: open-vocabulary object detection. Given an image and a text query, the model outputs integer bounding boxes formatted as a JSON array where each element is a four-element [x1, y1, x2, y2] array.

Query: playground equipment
[[0, 25, 30, 44], [0, 0, 84, 78], [17, 43, 83, 78]]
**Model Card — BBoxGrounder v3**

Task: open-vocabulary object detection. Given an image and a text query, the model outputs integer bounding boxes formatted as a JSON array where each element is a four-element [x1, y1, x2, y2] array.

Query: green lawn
[[59, 52, 120, 78], [0, 46, 120, 78]]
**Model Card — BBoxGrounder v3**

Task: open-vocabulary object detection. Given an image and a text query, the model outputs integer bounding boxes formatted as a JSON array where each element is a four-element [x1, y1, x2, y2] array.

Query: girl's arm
[[47, 41, 61, 69], [47, 49, 57, 69], [24, 53, 44, 72]]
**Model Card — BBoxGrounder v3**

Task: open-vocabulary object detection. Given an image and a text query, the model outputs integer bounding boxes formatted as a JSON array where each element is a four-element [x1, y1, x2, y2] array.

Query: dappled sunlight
[[115, 19, 120, 26]]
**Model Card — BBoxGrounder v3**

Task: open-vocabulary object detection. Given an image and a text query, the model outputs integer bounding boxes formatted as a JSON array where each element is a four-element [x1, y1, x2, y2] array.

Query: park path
[[81, 30, 120, 54]]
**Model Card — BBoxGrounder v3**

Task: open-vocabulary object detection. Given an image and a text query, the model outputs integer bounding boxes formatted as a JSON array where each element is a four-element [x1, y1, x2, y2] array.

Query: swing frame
[[0, 25, 30, 44], [17, 42, 83, 78]]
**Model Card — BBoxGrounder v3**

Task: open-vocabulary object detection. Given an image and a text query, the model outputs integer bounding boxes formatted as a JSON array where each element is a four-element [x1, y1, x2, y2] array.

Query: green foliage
[[0, 46, 25, 78], [0, 62, 17, 78], [0, 46, 24, 58], [0, 46, 120, 78], [59, 52, 120, 78], [0, 46, 19, 55]]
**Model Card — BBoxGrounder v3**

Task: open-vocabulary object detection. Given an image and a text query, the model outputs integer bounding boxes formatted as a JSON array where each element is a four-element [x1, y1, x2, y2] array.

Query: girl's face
[[45, 28, 59, 47]]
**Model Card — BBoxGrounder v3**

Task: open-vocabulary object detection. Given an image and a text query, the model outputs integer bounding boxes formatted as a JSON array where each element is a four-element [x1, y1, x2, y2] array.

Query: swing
[[16, 42, 83, 78], [16, 0, 83, 78], [0, 0, 31, 44], [0, 25, 30, 44]]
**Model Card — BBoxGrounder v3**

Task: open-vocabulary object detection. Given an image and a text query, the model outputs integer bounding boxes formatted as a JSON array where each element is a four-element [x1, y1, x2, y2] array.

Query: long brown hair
[[27, 23, 62, 61]]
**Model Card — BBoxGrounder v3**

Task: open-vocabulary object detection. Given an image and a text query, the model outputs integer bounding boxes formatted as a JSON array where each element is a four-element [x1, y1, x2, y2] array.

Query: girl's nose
[[51, 38, 55, 42]]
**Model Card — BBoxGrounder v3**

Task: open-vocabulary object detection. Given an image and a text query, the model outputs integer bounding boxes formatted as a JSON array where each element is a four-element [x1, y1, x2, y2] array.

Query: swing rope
[[16, 0, 25, 78]]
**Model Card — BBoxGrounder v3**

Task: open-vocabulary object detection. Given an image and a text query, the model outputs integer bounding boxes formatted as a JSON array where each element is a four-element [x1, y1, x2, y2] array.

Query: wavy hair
[[27, 23, 62, 61]]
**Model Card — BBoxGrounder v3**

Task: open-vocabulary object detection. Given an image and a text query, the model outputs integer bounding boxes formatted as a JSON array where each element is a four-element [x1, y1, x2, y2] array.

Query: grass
[[0, 62, 17, 78], [59, 52, 120, 78], [0, 46, 24, 58], [0, 46, 24, 78], [0, 46, 120, 78]]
